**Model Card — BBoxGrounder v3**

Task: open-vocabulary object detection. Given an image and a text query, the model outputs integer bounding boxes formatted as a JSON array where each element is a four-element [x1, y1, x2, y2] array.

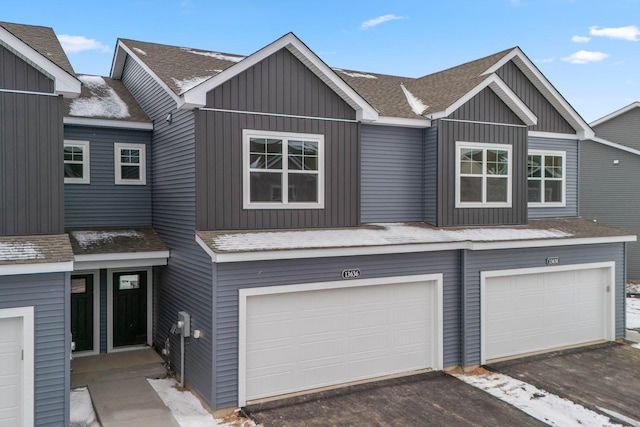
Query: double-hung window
[[114, 143, 146, 185], [64, 140, 90, 184], [243, 130, 324, 209], [456, 141, 512, 208], [527, 150, 565, 206]]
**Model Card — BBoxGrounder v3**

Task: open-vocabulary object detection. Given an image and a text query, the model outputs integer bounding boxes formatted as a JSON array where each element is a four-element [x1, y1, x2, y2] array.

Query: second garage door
[[240, 276, 443, 404], [483, 264, 614, 363]]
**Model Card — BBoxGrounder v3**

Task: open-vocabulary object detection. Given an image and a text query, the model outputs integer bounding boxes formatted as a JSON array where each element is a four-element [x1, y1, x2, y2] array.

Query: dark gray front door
[[113, 271, 147, 347], [71, 274, 94, 352]]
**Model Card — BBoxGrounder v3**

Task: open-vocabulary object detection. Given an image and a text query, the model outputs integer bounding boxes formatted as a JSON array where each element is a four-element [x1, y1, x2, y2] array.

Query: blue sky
[[4, 0, 640, 122]]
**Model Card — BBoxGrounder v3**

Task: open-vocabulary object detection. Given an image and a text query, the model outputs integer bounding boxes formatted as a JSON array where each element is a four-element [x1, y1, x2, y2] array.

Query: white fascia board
[[111, 40, 181, 106], [528, 131, 578, 140], [589, 136, 640, 157], [590, 101, 640, 127], [470, 235, 636, 251], [372, 116, 432, 128], [483, 48, 593, 139], [64, 116, 153, 130], [0, 27, 81, 98], [181, 33, 378, 122], [74, 251, 169, 270], [0, 261, 74, 276], [74, 251, 170, 263]]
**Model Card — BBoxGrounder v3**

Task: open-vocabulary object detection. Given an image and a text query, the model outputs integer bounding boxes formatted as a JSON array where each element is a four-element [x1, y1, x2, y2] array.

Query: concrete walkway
[[71, 349, 180, 427]]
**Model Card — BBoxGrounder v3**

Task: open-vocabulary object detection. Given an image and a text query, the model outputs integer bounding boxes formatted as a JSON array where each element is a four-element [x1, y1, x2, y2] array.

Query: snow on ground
[[71, 230, 141, 249], [0, 242, 44, 261], [148, 378, 256, 427], [456, 372, 622, 427], [70, 75, 130, 119], [70, 387, 100, 427], [628, 282, 640, 295], [400, 83, 428, 115], [627, 297, 640, 329]]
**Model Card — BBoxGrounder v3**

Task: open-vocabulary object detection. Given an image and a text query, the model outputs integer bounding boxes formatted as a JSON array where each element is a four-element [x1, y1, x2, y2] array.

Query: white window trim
[[243, 129, 325, 209], [455, 141, 512, 208], [114, 143, 146, 185], [527, 150, 566, 208], [64, 140, 90, 184]]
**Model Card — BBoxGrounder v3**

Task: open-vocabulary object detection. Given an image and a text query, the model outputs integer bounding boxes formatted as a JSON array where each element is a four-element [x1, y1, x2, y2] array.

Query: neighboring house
[[0, 21, 635, 425], [581, 102, 640, 280]]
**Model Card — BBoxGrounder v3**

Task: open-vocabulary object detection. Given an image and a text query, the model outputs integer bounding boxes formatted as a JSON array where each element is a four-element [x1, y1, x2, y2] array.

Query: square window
[[528, 151, 565, 206], [118, 274, 140, 290], [64, 140, 90, 184], [456, 142, 512, 208], [114, 143, 146, 185]]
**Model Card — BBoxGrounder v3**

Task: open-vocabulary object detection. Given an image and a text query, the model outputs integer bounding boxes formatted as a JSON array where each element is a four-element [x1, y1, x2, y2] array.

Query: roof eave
[[590, 101, 640, 127], [64, 116, 154, 130]]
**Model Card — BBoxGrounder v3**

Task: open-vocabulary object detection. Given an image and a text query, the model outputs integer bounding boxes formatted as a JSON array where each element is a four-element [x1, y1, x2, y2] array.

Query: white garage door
[[0, 316, 23, 426], [483, 265, 613, 362], [241, 277, 442, 403]]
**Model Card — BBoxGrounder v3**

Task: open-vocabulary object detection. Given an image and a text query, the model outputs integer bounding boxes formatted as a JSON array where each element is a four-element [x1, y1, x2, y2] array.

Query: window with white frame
[[456, 141, 512, 208], [114, 143, 146, 185], [243, 130, 324, 209], [64, 140, 90, 184], [527, 150, 565, 206]]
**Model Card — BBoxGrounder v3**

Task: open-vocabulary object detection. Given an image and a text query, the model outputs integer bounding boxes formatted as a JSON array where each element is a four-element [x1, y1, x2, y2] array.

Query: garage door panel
[[0, 317, 22, 426]]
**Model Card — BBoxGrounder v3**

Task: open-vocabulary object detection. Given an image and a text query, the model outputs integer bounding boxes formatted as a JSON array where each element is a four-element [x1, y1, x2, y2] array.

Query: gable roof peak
[[590, 101, 640, 127]]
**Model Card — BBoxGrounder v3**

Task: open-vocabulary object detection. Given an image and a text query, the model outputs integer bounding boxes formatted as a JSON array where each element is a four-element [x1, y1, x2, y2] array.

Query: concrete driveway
[[246, 371, 546, 426], [488, 342, 640, 425]]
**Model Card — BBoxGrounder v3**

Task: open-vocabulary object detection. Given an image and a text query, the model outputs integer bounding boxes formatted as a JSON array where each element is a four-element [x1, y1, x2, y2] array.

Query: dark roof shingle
[[68, 228, 168, 256], [0, 234, 74, 265]]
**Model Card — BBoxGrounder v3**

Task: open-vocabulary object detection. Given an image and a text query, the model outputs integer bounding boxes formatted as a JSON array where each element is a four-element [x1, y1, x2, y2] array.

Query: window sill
[[244, 202, 325, 210]]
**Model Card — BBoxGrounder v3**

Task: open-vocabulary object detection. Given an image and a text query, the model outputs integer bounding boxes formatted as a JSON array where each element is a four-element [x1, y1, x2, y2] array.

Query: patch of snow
[[70, 75, 130, 119], [181, 48, 244, 63], [133, 47, 147, 56], [212, 223, 571, 252], [70, 387, 100, 427], [627, 297, 640, 329], [172, 76, 213, 93], [627, 282, 640, 295], [72, 230, 141, 249], [400, 83, 428, 115], [633, 343, 640, 350], [334, 68, 377, 79], [0, 242, 44, 261], [149, 378, 255, 426], [456, 372, 622, 427]]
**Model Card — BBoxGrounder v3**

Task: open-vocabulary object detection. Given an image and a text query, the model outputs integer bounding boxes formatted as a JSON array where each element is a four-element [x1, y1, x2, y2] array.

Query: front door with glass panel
[[71, 274, 94, 352], [113, 271, 147, 347]]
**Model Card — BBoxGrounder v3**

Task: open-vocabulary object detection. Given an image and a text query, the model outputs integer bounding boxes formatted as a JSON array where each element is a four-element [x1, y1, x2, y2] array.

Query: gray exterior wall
[[121, 54, 215, 406], [361, 125, 423, 223], [592, 107, 640, 151], [64, 126, 152, 228], [496, 60, 575, 134], [527, 136, 578, 218], [463, 243, 625, 365], [0, 45, 53, 93], [424, 125, 438, 225], [580, 140, 640, 278], [196, 48, 360, 230], [449, 87, 524, 125], [436, 119, 528, 227], [214, 251, 461, 408], [0, 272, 70, 426], [0, 91, 64, 235]]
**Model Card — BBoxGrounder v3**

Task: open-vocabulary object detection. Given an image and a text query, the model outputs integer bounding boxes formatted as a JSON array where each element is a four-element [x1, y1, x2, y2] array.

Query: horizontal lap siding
[[0, 273, 69, 426], [361, 125, 423, 222], [122, 56, 214, 406], [0, 91, 64, 235], [592, 108, 640, 151], [527, 137, 578, 218], [64, 126, 152, 228], [463, 244, 625, 365], [0, 45, 53, 93], [215, 251, 461, 407]]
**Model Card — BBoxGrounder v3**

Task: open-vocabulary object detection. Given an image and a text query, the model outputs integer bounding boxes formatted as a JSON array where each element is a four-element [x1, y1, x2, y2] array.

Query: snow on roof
[[180, 47, 244, 63], [69, 75, 130, 119], [172, 75, 213, 93], [401, 83, 428, 116], [132, 47, 147, 56], [334, 68, 377, 79], [211, 223, 571, 252], [0, 242, 44, 261], [71, 230, 142, 249]]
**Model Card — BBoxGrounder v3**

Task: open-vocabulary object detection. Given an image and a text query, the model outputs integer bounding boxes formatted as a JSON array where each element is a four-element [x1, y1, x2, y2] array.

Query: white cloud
[[589, 25, 640, 41], [535, 57, 555, 63], [571, 35, 591, 43], [360, 14, 403, 30], [562, 50, 608, 64], [58, 35, 109, 54]]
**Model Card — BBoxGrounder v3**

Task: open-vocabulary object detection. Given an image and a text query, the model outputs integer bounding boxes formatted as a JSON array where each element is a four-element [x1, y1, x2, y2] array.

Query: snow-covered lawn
[[628, 297, 640, 329], [70, 387, 100, 427], [456, 370, 622, 427]]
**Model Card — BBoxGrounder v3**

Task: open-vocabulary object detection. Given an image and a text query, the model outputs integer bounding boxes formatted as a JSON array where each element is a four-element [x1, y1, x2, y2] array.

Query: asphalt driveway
[[246, 371, 546, 426], [488, 342, 640, 425]]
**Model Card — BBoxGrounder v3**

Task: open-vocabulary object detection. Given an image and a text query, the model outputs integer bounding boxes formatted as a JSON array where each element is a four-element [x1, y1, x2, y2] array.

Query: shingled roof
[[0, 234, 74, 266]]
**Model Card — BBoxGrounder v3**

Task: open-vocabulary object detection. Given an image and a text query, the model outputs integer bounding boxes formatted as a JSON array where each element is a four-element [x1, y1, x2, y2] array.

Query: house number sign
[[546, 257, 560, 266], [342, 269, 361, 279]]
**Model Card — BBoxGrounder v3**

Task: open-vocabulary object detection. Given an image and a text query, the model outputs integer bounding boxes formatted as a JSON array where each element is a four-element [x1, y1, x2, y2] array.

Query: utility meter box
[[178, 311, 191, 337]]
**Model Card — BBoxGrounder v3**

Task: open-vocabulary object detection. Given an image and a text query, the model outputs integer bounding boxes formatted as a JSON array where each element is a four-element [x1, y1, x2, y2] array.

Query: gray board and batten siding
[[448, 86, 525, 125], [120, 52, 215, 406], [580, 140, 640, 279], [197, 47, 360, 230], [0, 272, 70, 426], [592, 107, 640, 151], [361, 125, 424, 223], [463, 243, 626, 366], [213, 250, 462, 409], [0, 44, 54, 93], [64, 126, 152, 228], [424, 124, 438, 225]]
